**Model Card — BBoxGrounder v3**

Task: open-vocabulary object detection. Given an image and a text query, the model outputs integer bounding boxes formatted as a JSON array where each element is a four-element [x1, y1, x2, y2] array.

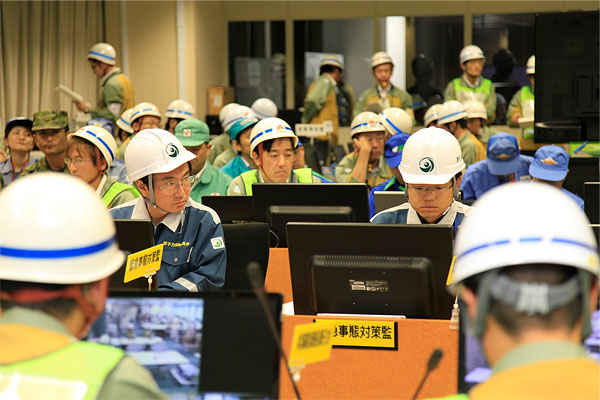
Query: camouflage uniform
[[22, 111, 70, 176]]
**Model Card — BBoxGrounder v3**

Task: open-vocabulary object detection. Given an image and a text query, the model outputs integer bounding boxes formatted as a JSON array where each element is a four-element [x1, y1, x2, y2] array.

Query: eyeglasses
[[64, 157, 92, 166], [157, 176, 195, 195], [408, 182, 453, 195]]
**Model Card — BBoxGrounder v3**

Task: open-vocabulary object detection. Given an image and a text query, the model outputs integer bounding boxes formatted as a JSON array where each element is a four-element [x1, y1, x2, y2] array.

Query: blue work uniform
[[109, 197, 226, 292], [460, 155, 533, 201], [368, 177, 405, 218], [221, 155, 251, 179], [371, 200, 471, 233], [0, 155, 40, 186], [108, 158, 129, 184]]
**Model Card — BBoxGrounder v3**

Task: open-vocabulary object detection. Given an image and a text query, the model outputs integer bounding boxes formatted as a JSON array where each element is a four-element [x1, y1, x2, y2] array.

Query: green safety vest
[[241, 168, 314, 195], [0, 341, 124, 400], [452, 78, 492, 102], [520, 86, 535, 139], [102, 181, 140, 207]]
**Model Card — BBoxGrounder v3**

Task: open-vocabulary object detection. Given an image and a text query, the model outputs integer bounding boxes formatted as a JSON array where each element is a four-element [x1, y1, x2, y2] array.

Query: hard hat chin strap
[[0, 284, 102, 339]]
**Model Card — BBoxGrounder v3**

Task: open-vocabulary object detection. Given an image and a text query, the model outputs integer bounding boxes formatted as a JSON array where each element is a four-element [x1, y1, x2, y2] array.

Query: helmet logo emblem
[[166, 143, 179, 158], [419, 157, 434, 173], [277, 124, 285, 131]]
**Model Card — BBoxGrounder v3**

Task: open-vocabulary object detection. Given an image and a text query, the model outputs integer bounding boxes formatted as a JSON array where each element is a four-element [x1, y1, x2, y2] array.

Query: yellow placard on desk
[[288, 321, 335, 368], [316, 319, 397, 350], [446, 256, 457, 286], [123, 244, 163, 283]]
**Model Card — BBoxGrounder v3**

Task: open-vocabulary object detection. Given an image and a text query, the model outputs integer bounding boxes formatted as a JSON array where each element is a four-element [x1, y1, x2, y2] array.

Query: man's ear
[[83, 277, 110, 315], [135, 179, 149, 197], [251, 151, 261, 169], [232, 140, 242, 152], [460, 285, 479, 321]]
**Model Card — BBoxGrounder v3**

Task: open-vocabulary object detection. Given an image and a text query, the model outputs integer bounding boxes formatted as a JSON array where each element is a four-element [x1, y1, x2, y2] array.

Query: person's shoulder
[[370, 203, 410, 223], [109, 198, 137, 216], [187, 198, 222, 225], [23, 157, 46, 173], [454, 201, 472, 215], [99, 355, 167, 399]]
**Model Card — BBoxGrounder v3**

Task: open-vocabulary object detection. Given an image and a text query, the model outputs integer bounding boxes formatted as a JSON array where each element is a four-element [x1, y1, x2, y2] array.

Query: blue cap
[[384, 133, 410, 168], [229, 117, 258, 141], [87, 118, 115, 136], [529, 145, 569, 181], [486, 132, 520, 176]]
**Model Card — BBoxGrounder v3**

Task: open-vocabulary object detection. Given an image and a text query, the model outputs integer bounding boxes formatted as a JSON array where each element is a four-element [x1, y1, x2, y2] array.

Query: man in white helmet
[[507, 55, 535, 139], [66, 125, 140, 208], [301, 54, 354, 145], [74, 43, 135, 124], [463, 99, 497, 147], [210, 104, 254, 168], [164, 99, 195, 134], [353, 51, 414, 122], [371, 127, 471, 229], [444, 45, 496, 123], [423, 103, 444, 128], [0, 174, 165, 399], [447, 183, 599, 399], [208, 102, 239, 165], [221, 116, 259, 179], [227, 117, 323, 195], [335, 112, 392, 189], [115, 102, 162, 161], [110, 129, 226, 292], [438, 100, 486, 167]]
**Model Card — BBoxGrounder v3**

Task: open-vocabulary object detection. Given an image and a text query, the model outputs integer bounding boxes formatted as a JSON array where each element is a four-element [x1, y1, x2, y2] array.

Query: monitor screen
[[458, 304, 600, 393], [87, 293, 204, 398], [584, 182, 600, 224], [201, 196, 254, 224], [373, 191, 407, 215], [287, 222, 455, 319], [310, 255, 436, 317], [252, 183, 370, 247]]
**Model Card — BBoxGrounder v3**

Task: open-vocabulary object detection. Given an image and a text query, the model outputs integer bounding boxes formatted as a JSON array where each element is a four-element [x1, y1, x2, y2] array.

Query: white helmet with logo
[[130, 102, 162, 125], [437, 100, 468, 125], [221, 105, 255, 134], [319, 54, 344, 70], [249, 117, 298, 153], [251, 98, 278, 119], [371, 51, 394, 68], [116, 108, 135, 134], [125, 128, 196, 182], [424, 104, 444, 126], [68, 125, 117, 168], [526, 55, 535, 75], [399, 127, 465, 184], [219, 103, 240, 129], [462, 100, 487, 120], [88, 42, 117, 66], [350, 112, 386, 138], [0, 173, 124, 284], [165, 99, 195, 120], [380, 108, 412, 135], [459, 45, 485, 64]]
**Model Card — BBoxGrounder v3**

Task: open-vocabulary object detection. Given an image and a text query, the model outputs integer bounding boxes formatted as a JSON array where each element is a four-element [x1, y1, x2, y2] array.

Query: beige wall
[[103, 0, 598, 115]]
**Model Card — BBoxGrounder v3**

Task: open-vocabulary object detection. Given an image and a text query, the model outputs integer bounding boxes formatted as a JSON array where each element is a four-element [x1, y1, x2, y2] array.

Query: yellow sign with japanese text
[[316, 319, 397, 349], [123, 244, 163, 283], [288, 321, 335, 368], [446, 256, 457, 286]]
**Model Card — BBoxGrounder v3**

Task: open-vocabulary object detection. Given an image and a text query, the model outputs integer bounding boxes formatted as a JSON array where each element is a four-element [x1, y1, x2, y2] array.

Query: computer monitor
[[373, 191, 407, 215], [563, 159, 599, 199], [201, 195, 254, 224], [458, 303, 600, 393], [287, 222, 455, 319], [584, 182, 599, 224], [252, 183, 370, 248]]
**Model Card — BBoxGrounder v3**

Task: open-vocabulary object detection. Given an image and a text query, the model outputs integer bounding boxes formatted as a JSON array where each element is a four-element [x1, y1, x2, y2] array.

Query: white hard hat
[[399, 127, 465, 184], [526, 55, 535, 75], [319, 54, 344, 70], [68, 125, 117, 168], [0, 173, 124, 284], [221, 105, 255, 134], [219, 103, 240, 128], [251, 98, 278, 119], [88, 42, 116, 66], [437, 100, 468, 125], [462, 100, 487, 120], [459, 45, 485, 64], [116, 108, 134, 134], [452, 182, 599, 287], [424, 104, 444, 126], [165, 99, 195, 120], [125, 128, 196, 182], [371, 51, 394, 68], [350, 112, 386, 138], [130, 102, 162, 124], [380, 108, 412, 135], [249, 117, 298, 153]]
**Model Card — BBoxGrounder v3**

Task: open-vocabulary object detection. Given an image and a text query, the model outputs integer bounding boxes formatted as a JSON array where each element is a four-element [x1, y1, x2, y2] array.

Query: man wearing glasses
[[371, 127, 471, 231], [110, 128, 226, 292], [22, 111, 71, 175]]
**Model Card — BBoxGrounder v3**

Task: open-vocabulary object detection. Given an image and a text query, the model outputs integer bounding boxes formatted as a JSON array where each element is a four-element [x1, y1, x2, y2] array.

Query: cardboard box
[[208, 86, 235, 116]]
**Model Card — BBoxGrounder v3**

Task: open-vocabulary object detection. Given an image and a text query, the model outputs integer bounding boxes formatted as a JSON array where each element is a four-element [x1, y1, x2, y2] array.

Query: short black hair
[[252, 137, 295, 157]]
